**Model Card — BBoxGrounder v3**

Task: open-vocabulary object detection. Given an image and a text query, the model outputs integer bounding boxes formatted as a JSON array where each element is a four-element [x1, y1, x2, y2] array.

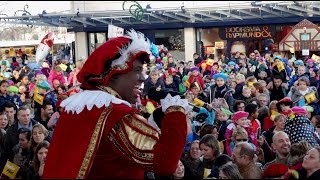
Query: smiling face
[[189, 142, 201, 160], [272, 132, 291, 157], [109, 59, 146, 104], [173, 160, 185, 179], [0, 114, 8, 129]]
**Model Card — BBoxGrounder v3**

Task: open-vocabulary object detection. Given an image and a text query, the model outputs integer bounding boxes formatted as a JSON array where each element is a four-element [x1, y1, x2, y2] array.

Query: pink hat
[[291, 106, 307, 115], [232, 111, 249, 122], [307, 59, 315, 64]]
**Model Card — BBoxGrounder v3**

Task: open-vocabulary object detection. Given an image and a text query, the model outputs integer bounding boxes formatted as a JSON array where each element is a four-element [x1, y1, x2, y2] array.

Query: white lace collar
[[61, 90, 132, 114]]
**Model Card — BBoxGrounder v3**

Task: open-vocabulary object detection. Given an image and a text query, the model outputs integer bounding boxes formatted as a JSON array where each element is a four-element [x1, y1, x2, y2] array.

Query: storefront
[[199, 25, 279, 59]]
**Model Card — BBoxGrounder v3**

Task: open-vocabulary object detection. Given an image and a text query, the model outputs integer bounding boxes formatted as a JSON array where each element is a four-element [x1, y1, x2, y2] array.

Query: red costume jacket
[[187, 75, 205, 90], [42, 90, 187, 179]]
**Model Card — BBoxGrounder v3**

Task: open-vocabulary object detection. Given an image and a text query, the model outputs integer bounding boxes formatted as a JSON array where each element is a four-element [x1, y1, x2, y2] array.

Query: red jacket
[[43, 97, 187, 179]]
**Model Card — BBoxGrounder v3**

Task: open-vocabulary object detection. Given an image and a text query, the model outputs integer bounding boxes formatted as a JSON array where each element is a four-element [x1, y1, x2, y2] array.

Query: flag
[[2, 160, 20, 179], [33, 87, 44, 105], [59, 64, 68, 71]]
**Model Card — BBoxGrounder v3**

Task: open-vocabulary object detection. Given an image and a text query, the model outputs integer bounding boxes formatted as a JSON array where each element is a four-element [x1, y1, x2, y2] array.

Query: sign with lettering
[[215, 41, 224, 49], [219, 26, 275, 40]]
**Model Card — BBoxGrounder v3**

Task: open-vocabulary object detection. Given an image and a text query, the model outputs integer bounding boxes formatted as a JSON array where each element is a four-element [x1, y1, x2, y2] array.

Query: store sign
[[215, 42, 224, 49], [302, 49, 310, 56], [219, 26, 275, 40], [108, 25, 124, 38]]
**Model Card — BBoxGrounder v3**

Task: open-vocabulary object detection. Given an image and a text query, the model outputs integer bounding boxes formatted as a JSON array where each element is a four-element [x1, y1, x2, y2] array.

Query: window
[[88, 32, 107, 54]]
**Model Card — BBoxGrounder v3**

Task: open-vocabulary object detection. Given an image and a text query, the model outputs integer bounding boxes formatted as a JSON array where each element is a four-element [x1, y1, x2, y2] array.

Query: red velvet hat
[[77, 30, 151, 90], [262, 163, 289, 178]]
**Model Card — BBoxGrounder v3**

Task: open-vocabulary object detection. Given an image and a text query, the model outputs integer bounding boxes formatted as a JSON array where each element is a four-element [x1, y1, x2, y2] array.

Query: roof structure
[[1, 1, 320, 31], [279, 19, 320, 51]]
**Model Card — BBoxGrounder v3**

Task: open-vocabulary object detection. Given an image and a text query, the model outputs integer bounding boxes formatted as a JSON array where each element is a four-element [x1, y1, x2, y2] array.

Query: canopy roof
[[1, 1, 319, 30]]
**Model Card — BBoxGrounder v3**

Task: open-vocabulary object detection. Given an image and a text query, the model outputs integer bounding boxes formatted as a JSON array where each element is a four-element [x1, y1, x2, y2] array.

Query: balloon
[[36, 32, 54, 63], [150, 43, 159, 58]]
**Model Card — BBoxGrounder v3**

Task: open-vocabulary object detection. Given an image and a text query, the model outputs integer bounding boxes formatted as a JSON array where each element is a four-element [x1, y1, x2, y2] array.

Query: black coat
[[143, 77, 165, 98], [2, 119, 38, 162]]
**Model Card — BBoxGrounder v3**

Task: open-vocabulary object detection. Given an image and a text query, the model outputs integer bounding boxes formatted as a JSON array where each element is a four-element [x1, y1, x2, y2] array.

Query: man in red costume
[[42, 30, 190, 179]]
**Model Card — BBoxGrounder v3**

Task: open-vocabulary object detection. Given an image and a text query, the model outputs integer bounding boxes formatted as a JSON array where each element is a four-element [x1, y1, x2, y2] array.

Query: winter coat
[[284, 114, 319, 146], [289, 86, 318, 106], [143, 77, 165, 97], [47, 70, 66, 87], [208, 84, 234, 112]]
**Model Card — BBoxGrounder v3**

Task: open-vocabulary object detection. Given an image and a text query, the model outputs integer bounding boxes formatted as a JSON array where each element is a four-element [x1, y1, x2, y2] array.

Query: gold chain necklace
[[97, 85, 122, 99]]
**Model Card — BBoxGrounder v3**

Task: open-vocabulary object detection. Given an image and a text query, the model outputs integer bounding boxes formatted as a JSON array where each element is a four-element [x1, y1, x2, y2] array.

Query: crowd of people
[[0, 31, 320, 179]]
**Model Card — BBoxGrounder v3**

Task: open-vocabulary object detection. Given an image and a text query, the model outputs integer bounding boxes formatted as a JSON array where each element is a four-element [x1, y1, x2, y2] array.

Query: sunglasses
[[236, 139, 248, 142]]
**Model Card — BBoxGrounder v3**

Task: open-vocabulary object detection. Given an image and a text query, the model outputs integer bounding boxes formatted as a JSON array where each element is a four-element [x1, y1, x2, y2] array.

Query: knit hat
[[232, 111, 249, 122], [291, 106, 307, 115], [167, 67, 177, 75], [76, 30, 151, 90], [294, 60, 304, 66], [8, 86, 18, 93], [36, 81, 51, 91], [307, 59, 315, 64], [190, 67, 199, 72], [228, 61, 236, 66], [213, 73, 228, 81], [262, 163, 289, 178], [303, 105, 314, 113]]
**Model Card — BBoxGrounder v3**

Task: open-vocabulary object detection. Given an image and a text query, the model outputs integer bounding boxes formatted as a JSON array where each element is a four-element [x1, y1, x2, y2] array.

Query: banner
[[2, 160, 20, 179], [108, 25, 124, 38]]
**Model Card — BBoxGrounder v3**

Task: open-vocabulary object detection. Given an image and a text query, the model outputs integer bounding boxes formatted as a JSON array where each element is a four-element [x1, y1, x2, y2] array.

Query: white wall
[[184, 28, 196, 62], [75, 32, 88, 60]]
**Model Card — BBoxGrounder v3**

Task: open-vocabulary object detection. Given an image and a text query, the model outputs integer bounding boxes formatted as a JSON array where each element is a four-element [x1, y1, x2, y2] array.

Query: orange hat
[[77, 30, 151, 90]]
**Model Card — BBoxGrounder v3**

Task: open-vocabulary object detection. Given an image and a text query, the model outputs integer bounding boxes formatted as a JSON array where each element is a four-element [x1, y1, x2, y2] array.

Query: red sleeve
[[153, 110, 187, 175], [109, 106, 187, 176]]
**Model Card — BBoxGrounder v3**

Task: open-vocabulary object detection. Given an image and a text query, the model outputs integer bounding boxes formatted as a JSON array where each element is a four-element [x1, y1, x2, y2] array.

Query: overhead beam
[[162, 12, 187, 22], [287, 5, 320, 16], [149, 13, 167, 22], [140, 19, 151, 24], [194, 11, 223, 21], [237, 9, 262, 19], [91, 18, 111, 25], [71, 18, 96, 26], [272, 6, 305, 16], [216, 10, 243, 20], [113, 18, 132, 24], [175, 12, 204, 22], [259, 6, 283, 17]]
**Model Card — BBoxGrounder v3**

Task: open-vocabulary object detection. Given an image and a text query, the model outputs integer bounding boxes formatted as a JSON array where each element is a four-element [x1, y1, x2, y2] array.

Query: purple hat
[[190, 66, 200, 72]]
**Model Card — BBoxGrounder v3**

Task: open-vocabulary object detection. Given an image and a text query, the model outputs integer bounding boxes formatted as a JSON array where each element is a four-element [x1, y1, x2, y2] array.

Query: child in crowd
[[225, 111, 255, 156], [215, 109, 233, 154], [234, 73, 246, 98], [236, 86, 252, 104], [188, 67, 205, 91], [143, 68, 165, 98], [245, 103, 261, 146], [164, 75, 177, 92]]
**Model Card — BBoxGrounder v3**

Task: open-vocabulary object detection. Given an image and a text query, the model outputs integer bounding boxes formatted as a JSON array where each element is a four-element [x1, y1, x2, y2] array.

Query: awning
[[0, 1, 319, 29]]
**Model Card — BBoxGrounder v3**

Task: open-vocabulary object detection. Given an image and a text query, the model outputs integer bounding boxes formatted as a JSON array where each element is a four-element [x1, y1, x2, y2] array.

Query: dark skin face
[[108, 58, 145, 104]]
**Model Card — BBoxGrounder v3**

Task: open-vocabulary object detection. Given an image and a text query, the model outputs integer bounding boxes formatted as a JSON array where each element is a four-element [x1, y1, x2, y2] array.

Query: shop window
[[88, 32, 107, 54], [155, 29, 184, 51]]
